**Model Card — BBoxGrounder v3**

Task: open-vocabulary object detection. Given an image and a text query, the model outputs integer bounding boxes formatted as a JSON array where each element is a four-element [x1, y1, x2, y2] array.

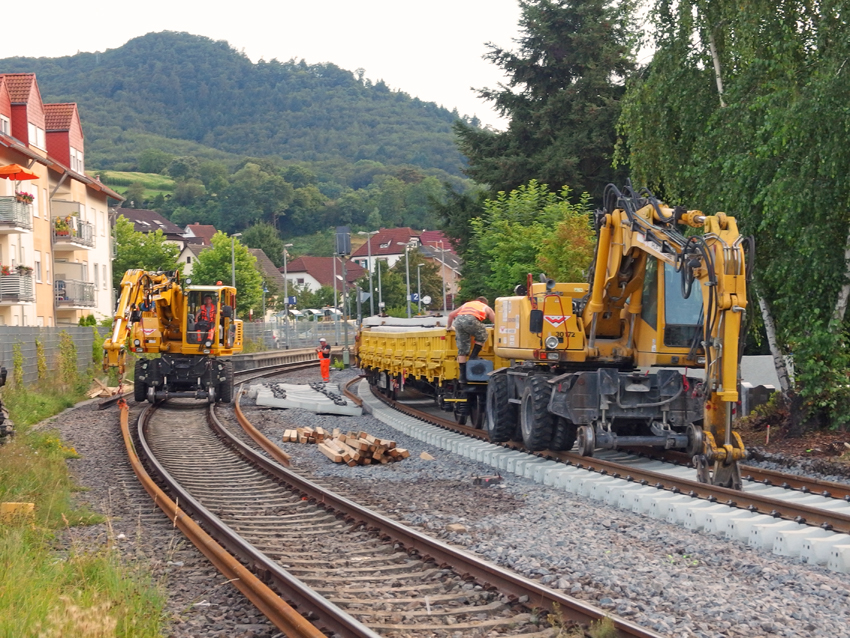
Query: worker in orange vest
[[447, 297, 495, 384], [317, 337, 331, 382]]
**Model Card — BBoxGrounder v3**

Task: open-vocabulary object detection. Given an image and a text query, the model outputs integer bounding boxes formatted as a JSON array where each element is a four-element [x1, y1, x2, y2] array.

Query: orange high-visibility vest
[[457, 300, 488, 321]]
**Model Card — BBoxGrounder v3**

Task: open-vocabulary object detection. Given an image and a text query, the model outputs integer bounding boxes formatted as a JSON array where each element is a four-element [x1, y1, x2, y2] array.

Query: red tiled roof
[[44, 103, 77, 130], [419, 230, 456, 254], [248, 249, 285, 285], [185, 223, 217, 246], [283, 256, 366, 289], [351, 227, 419, 258], [1, 73, 36, 103]]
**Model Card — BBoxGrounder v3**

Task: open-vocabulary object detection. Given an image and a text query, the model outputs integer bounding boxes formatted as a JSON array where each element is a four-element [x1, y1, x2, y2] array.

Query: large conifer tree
[[454, 0, 637, 199]]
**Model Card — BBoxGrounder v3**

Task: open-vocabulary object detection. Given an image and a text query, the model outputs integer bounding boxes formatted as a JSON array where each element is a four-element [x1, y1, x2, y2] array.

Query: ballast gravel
[[241, 368, 850, 638], [43, 402, 279, 638]]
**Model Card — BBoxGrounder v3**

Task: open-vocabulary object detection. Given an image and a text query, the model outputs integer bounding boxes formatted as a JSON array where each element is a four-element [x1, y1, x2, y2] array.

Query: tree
[[454, 0, 637, 198], [190, 232, 263, 317], [616, 0, 850, 428], [123, 182, 146, 208], [112, 216, 181, 288], [242, 223, 287, 268], [167, 156, 200, 181], [464, 181, 594, 301], [137, 148, 173, 173]]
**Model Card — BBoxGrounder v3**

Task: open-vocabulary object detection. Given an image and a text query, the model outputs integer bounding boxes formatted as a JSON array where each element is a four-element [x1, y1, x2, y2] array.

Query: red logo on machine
[[544, 315, 570, 327]]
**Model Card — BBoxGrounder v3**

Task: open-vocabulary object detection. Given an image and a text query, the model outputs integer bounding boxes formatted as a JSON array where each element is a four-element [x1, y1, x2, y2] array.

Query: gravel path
[[43, 364, 850, 638], [241, 368, 850, 638]]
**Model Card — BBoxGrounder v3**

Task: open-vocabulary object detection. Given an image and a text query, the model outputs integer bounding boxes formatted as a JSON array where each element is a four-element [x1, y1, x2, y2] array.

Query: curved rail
[[356, 380, 850, 535], [118, 399, 326, 638]]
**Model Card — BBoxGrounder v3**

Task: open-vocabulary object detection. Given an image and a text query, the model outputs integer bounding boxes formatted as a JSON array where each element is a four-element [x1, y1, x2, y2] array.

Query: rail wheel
[[485, 373, 516, 442], [218, 361, 234, 403], [550, 417, 578, 451], [133, 360, 147, 403], [576, 425, 596, 457], [520, 376, 554, 451], [469, 393, 485, 429]]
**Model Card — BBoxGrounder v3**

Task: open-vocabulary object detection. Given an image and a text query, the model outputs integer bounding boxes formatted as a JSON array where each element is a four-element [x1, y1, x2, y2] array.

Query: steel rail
[[118, 400, 327, 638], [357, 382, 850, 535], [230, 387, 662, 638]]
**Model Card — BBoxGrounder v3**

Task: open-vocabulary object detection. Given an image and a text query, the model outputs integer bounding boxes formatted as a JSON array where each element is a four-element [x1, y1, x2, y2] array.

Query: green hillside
[[0, 31, 472, 176]]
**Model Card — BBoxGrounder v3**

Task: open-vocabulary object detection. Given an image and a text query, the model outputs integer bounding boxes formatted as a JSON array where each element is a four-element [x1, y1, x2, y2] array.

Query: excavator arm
[[102, 270, 179, 374], [582, 185, 753, 489]]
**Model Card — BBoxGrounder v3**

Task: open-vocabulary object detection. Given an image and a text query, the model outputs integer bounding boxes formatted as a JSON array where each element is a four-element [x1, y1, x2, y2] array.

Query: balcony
[[0, 197, 33, 233], [55, 279, 95, 308], [53, 216, 94, 250], [0, 273, 35, 304]]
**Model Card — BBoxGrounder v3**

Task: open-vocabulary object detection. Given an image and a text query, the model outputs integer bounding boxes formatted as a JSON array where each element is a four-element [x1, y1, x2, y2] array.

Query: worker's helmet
[[319, 338, 327, 343]]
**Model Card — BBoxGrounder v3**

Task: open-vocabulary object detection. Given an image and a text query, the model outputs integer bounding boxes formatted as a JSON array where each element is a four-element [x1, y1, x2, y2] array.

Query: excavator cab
[[184, 288, 239, 350]]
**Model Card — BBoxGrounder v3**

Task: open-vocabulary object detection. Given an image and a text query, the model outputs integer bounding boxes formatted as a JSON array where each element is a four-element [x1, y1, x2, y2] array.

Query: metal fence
[[242, 318, 355, 351], [0, 326, 101, 385]]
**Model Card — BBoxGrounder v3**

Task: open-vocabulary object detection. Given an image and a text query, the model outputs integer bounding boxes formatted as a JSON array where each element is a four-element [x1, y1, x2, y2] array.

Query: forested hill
[[0, 31, 471, 174]]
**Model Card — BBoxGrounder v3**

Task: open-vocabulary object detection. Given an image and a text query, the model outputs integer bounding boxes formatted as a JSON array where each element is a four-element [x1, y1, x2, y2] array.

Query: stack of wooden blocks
[[279, 428, 411, 466]]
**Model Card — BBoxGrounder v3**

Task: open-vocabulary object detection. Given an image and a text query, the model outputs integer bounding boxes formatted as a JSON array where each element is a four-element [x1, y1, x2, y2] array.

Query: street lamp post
[[230, 233, 242, 288], [357, 230, 378, 316], [417, 263, 423, 315], [282, 243, 293, 349], [439, 240, 448, 312], [397, 242, 412, 318], [377, 258, 383, 313]]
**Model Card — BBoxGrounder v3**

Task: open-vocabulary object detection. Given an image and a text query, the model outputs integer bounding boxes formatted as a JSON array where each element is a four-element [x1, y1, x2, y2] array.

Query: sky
[[0, 0, 524, 129]]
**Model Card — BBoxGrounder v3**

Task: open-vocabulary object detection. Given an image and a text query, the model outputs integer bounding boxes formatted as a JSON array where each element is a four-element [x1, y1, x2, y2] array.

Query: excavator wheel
[[485, 373, 516, 442], [218, 361, 234, 403], [133, 360, 147, 403], [549, 417, 578, 451], [520, 376, 554, 451]]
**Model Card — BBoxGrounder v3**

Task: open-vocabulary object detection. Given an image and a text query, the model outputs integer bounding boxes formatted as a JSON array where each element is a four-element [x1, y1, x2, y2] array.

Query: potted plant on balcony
[[15, 192, 33, 205], [15, 265, 33, 276], [0, 265, 10, 276], [54, 217, 70, 236]]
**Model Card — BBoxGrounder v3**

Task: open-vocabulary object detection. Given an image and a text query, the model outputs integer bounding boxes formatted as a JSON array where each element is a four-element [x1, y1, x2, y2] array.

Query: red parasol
[[0, 163, 38, 181]]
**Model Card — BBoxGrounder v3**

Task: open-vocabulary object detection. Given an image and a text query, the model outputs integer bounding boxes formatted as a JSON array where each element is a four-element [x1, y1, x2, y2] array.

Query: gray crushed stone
[[242, 367, 850, 638]]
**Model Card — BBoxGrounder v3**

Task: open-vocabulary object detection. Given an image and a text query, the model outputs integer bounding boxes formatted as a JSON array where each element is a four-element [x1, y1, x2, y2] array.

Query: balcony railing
[[53, 217, 94, 248], [0, 197, 33, 232], [55, 279, 95, 307], [0, 273, 35, 303]]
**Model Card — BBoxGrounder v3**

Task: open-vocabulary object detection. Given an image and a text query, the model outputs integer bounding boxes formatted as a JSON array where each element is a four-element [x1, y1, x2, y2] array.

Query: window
[[45, 254, 50, 284], [70, 148, 84, 173], [186, 256, 192, 264], [94, 264, 99, 289], [27, 123, 45, 150], [34, 251, 42, 282], [32, 188, 39, 217], [0, 115, 9, 135], [297, 278, 305, 284]]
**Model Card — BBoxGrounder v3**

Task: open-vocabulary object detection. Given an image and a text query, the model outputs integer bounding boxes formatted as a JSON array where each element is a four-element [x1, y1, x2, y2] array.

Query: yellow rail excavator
[[103, 269, 243, 403], [487, 183, 753, 489]]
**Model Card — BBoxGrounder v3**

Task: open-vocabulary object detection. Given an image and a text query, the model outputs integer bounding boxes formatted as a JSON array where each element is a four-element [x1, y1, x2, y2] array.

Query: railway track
[[119, 363, 660, 638], [356, 378, 850, 571]]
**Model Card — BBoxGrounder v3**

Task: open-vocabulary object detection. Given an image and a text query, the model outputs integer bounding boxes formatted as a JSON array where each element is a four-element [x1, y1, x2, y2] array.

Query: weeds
[[589, 616, 618, 638]]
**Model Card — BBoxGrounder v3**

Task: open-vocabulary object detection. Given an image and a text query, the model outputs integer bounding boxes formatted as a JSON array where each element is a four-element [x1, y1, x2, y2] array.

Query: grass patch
[[0, 351, 167, 636], [0, 525, 166, 637], [97, 170, 175, 191]]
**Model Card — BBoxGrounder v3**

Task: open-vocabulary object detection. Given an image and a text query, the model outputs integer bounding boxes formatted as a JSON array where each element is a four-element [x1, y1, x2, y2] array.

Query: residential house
[[114, 208, 193, 248], [0, 72, 122, 326], [282, 256, 365, 295], [183, 223, 216, 246], [177, 243, 207, 276], [350, 227, 420, 272]]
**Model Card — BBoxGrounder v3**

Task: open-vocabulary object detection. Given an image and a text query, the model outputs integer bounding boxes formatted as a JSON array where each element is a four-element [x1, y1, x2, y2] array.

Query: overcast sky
[[0, 0, 523, 129]]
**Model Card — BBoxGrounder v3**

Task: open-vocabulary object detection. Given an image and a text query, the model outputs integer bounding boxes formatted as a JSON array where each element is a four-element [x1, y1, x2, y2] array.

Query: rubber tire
[[133, 360, 147, 403], [485, 373, 516, 443], [218, 361, 234, 403], [550, 417, 578, 451], [520, 376, 555, 451]]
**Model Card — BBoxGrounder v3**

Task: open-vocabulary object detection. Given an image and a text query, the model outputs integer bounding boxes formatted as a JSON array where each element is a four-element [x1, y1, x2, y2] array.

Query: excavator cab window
[[187, 291, 220, 345], [640, 257, 658, 330], [663, 262, 702, 347]]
